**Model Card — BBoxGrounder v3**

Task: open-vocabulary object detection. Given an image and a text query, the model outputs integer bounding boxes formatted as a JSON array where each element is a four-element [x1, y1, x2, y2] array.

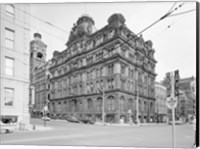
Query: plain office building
[[0, 4, 31, 130]]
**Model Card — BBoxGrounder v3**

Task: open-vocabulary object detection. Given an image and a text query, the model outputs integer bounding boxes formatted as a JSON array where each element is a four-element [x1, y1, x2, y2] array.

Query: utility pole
[[135, 65, 139, 125], [171, 72, 176, 148], [102, 87, 105, 126], [98, 87, 105, 126], [166, 70, 179, 148], [157, 101, 159, 124], [135, 51, 141, 125], [136, 91, 139, 125]]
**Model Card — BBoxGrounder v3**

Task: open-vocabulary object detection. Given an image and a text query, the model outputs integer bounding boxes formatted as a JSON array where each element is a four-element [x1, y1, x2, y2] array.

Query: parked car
[[50, 114, 57, 120], [78, 118, 94, 124], [41, 116, 51, 121], [65, 116, 80, 123]]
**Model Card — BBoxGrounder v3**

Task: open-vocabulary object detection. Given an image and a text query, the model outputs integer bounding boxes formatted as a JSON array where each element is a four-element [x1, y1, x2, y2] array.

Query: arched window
[[128, 98, 133, 111], [107, 96, 115, 111], [139, 100, 142, 113], [120, 96, 125, 111], [144, 101, 147, 113], [150, 102, 153, 113], [52, 102, 55, 113], [87, 99, 93, 111], [97, 97, 102, 112]]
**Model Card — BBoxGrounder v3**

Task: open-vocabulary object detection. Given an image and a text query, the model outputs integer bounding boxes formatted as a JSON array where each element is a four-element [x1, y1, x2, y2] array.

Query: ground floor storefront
[[47, 90, 157, 124], [0, 114, 30, 131]]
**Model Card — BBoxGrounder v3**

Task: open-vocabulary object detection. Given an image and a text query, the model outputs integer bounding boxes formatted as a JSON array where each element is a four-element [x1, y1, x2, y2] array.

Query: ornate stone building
[[49, 14, 157, 123]]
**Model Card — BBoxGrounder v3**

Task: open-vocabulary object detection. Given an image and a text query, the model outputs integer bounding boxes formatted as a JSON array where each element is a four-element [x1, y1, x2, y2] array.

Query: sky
[[29, 1, 196, 82]]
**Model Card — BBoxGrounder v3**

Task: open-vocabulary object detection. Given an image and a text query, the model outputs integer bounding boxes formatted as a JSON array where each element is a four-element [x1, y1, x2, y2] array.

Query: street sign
[[43, 105, 48, 112], [166, 97, 178, 109]]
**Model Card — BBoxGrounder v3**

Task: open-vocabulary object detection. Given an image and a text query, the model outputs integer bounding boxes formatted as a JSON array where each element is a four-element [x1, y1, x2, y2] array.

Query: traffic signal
[[174, 70, 179, 97], [166, 72, 171, 97]]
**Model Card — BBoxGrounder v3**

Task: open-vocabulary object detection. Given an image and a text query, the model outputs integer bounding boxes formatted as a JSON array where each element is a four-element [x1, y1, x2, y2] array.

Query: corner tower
[[30, 33, 47, 84]]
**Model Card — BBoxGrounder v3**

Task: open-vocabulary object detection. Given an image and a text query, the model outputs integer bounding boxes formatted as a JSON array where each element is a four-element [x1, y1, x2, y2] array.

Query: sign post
[[166, 70, 179, 148], [43, 105, 48, 127]]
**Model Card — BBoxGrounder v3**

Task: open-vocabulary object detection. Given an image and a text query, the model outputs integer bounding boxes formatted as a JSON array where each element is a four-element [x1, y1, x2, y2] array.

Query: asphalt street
[[0, 118, 195, 148]]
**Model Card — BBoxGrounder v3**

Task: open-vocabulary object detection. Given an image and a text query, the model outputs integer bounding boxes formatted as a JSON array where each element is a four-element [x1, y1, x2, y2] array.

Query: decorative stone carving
[[145, 40, 153, 48], [107, 29, 115, 39]]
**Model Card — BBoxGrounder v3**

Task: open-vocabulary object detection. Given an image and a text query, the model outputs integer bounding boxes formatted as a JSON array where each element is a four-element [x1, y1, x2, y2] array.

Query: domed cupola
[[66, 14, 95, 46], [76, 14, 95, 36], [107, 13, 126, 27]]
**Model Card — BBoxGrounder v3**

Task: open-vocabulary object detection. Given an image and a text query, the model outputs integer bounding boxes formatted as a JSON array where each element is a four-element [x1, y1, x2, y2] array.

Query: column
[[31, 86, 35, 105], [114, 43, 121, 54]]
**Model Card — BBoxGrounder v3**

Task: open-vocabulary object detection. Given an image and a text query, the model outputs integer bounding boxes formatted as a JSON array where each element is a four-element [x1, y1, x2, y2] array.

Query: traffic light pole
[[136, 91, 139, 125], [171, 72, 176, 148]]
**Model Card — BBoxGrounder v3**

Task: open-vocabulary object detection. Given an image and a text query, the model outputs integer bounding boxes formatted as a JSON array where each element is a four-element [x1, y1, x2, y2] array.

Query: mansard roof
[[51, 13, 156, 65]]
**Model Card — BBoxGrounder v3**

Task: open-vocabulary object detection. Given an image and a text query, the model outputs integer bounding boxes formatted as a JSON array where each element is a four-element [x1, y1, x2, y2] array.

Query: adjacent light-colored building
[[0, 4, 31, 130], [155, 82, 168, 123], [48, 14, 157, 123]]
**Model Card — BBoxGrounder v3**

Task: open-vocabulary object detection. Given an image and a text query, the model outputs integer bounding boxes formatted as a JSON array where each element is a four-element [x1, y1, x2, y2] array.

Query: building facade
[[162, 76, 196, 122], [155, 82, 168, 123], [0, 4, 31, 130], [178, 77, 196, 121], [49, 14, 157, 123]]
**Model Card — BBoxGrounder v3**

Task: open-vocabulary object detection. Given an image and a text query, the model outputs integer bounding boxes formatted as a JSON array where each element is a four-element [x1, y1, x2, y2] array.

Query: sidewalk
[[95, 122, 140, 127], [29, 124, 53, 131], [14, 124, 54, 133], [95, 122, 168, 127]]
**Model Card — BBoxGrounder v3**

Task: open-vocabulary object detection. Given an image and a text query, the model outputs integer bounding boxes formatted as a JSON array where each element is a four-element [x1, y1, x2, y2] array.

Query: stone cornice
[[49, 88, 155, 102]]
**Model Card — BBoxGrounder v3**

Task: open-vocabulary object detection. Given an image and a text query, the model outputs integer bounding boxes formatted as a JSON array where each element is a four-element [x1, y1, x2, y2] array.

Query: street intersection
[[0, 118, 194, 148]]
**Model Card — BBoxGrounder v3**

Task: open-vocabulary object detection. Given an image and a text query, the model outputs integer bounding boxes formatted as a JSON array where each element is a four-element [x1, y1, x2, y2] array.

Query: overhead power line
[[167, 2, 177, 13], [1, 13, 66, 42], [168, 9, 196, 17], [14, 6, 69, 34], [87, 2, 185, 65], [153, 9, 195, 40]]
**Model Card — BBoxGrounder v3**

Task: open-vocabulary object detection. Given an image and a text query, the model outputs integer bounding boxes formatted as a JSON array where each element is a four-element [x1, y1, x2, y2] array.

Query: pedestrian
[[192, 116, 196, 147]]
